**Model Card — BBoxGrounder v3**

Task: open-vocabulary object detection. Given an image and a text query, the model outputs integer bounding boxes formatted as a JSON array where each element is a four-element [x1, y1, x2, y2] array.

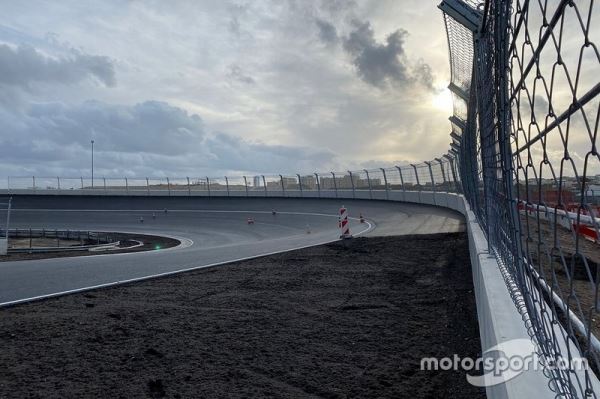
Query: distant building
[[300, 175, 316, 189]]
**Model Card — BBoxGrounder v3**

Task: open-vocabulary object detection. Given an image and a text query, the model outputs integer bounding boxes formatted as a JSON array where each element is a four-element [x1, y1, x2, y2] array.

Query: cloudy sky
[[0, 0, 454, 178]]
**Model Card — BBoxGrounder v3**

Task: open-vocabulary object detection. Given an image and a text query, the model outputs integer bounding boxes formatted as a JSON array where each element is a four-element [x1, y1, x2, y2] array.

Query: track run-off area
[[0, 196, 464, 305]]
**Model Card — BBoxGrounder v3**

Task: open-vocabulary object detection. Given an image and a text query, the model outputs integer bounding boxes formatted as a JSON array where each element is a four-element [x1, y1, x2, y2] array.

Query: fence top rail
[[3, 161, 456, 183]]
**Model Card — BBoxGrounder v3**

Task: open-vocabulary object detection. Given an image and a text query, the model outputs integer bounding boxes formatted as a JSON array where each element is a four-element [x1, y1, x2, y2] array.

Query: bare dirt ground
[[0, 233, 180, 262], [0, 233, 484, 398]]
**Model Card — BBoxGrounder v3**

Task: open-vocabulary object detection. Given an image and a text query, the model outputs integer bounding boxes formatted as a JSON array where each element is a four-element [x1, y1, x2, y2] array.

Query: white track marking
[[0, 216, 373, 307], [13, 208, 355, 219]]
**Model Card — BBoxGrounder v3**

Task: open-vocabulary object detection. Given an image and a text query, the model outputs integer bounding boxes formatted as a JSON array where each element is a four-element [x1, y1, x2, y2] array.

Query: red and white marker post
[[339, 205, 352, 239]]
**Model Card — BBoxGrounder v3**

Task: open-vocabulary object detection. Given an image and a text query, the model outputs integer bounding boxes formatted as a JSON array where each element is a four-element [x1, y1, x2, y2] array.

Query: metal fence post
[[443, 154, 457, 192], [32, 176, 36, 192], [410, 164, 421, 203], [125, 177, 129, 195], [56, 177, 60, 192], [297, 174, 303, 197], [243, 176, 249, 197], [410, 164, 420, 188], [6, 198, 11, 242], [395, 166, 405, 192], [425, 161, 436, 205], [167, 177, 171, 196], [103, 177, 107, 194], [331, 172, 338, 198], [206, 177, 211, 197], [187, 177, 191, 196], [146, 177, 150, 195], [364, 169, 373, 199], [435, 158, 449, 193], [262, 175, 267, 197], [348, 171, 355, 199], [315, 173, 321, 198], [279, 174, 285, 197], [380, 168, 389, 199], [225, 176, 230, 197], [450, 157, 459, 192], [425, 162, 435, 192], [80, 176, 84, 190]]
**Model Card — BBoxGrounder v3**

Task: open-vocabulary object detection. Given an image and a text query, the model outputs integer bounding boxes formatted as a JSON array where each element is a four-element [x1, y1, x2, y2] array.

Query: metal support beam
[[315, 173, 321, 197], [395, 166, 405, 192], [410, 164, 420, 187], [348, 171, 355, 199], [296, 174, 303, 197], [364, 169, 372, 199], [331, 172, 338, 198], [435, 157, 449, 193], [380, 168, 389, 199], [449, 115, 467, 131], [424, 161, 436, 193], [438, 0, 481, 32], [279, 174, 285, 196], [448, 81, 470, 102]]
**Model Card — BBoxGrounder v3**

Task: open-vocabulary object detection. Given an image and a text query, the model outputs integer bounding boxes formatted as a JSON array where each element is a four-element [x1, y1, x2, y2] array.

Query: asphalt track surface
[[0, 196, 465, 305]]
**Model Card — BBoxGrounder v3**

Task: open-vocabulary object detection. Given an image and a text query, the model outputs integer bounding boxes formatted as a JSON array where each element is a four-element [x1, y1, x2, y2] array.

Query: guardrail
[[0, 161, 460, 198], [2, 228, 118, 252]]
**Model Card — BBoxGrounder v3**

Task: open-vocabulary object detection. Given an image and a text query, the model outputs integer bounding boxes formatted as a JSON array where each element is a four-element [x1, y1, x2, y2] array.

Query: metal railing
[[0, 160, 461, 198], [1, 228, 118, 251]]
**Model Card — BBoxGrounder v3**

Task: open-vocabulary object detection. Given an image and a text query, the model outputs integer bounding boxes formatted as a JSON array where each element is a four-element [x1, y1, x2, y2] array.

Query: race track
[[0, 196, 465, 305]]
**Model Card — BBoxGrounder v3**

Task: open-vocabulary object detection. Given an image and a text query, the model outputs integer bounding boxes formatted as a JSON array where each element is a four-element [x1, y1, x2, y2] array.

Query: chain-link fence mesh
[[442, 0, 600, 396]]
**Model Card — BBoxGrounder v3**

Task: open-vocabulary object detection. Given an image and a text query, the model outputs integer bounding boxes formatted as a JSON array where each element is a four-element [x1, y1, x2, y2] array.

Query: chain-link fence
[[0, 161, 460, 198], [442, 0, 600, 396]]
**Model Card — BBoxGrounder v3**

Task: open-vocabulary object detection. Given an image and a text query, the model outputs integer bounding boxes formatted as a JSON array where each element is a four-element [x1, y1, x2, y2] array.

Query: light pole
[[91, 140, 94, 188]]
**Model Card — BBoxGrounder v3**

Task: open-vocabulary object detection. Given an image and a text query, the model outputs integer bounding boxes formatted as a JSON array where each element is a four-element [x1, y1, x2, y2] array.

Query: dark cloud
[[228, 3, 250, 38], [0, 100, 333, 177], [413, 58, 435, 90], [0, 44, 116, 88], [342, 21, 434, 90], [227, 64, 255, 84], [315, 18, 338, 45], [343, 21, 409, 87]]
